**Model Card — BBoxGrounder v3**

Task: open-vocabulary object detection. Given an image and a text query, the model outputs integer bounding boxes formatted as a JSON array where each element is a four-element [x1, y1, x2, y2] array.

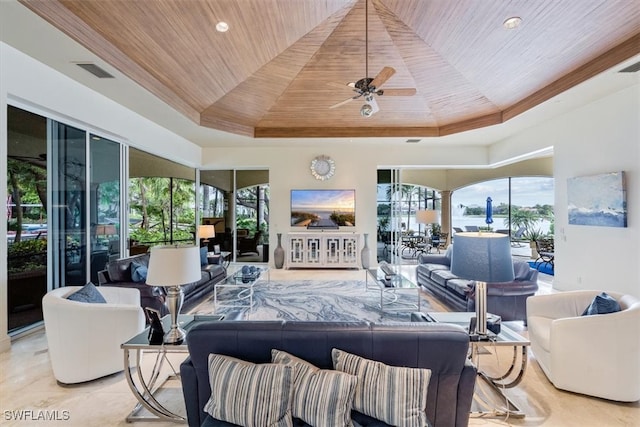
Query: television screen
[[291, 189, 355, 228]]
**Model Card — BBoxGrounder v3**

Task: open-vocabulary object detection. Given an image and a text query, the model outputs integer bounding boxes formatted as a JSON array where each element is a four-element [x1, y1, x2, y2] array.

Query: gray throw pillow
[[271, 349, 357, 427], [66, 282, 106, 304], [204, 354, 293, 427], [582, 292, 621, 316], [332, 349, 431, 427]]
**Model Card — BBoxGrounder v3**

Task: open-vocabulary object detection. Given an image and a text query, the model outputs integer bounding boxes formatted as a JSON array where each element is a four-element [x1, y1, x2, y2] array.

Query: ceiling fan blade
[[380, 88, 417, 96], [329, 96, 358, 109], [327, 81, 352, 90], [370, 66, 396, 89]]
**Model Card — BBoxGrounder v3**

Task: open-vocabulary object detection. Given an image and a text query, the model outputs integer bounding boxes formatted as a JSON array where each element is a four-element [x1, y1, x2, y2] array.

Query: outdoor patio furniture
[[430, 233, 449, 253], [237, 230, 262, 255], [508, 226, 526, 247], [535, 238, 555, 271], [400, 234, 428, 258]]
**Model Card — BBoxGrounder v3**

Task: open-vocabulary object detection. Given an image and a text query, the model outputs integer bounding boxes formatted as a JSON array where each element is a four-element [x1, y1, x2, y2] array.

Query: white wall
[[497, 84, 640, 296]]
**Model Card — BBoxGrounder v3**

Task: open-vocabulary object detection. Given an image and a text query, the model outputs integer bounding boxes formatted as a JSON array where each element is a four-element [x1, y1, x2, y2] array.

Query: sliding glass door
[[377, 169, 403, 264], [6, 105, 126, 333], [90, 135, 122, 282], [6, 107, 48, 332], [50, 122, 87, 286]]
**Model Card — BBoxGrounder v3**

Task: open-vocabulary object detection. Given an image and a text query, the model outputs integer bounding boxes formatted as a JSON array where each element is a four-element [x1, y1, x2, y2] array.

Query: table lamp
[[416, 209, 439, 230], [146, 245, 201, 344], [416, 209, 440, 249], [450, 232, 514, 336], [199, 225, 215, 244], [95, 224, 117, 236]]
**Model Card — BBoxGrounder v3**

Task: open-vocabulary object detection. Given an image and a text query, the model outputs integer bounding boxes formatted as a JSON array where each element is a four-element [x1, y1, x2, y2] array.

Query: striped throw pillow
[[204, 354, 293, 427], [332, 349, 431, 427], [271, 349, 357, 427]]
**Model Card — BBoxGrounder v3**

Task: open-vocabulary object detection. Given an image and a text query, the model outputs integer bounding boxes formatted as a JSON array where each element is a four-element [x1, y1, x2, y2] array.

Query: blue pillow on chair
[[67, 282, 106, 304], [582, 292, 621, 316]]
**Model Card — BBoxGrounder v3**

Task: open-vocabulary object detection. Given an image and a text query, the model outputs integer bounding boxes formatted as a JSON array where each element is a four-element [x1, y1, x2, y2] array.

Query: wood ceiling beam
[[254, 126, 441, 138]]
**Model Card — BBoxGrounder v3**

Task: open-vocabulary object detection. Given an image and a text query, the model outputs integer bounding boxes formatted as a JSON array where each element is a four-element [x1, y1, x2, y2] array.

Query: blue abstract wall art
[[567, 171, 627, 228]]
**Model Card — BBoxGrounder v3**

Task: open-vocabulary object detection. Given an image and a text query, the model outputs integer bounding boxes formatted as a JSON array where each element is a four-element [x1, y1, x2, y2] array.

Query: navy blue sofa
[[416, 249, 538, 322], [98, 252, 226, 316], [180, 320, 476, 427]]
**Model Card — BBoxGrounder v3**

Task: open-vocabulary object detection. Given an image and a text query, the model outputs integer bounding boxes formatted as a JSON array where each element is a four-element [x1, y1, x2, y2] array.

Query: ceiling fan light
[[360, 104, 373, 117], [365, 95, 380, 114]]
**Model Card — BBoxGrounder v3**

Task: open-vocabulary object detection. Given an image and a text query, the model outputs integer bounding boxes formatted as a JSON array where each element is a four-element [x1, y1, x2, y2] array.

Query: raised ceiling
[[18, 0, 640, 139]]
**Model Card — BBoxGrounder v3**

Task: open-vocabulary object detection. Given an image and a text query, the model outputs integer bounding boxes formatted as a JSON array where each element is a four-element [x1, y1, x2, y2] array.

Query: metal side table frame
[[428, 312, 530, 419], [121, 314, 224, 423]]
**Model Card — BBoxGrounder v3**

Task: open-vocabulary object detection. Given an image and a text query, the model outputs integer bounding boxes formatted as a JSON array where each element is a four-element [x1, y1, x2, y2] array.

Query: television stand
[[286, 232, 360, 269]]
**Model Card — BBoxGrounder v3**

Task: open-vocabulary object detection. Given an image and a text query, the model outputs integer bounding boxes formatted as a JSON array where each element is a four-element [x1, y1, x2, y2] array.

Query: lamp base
[[164, 325, 186, 345], [475, 281, 488, 336], [164, 285, 185, 345]]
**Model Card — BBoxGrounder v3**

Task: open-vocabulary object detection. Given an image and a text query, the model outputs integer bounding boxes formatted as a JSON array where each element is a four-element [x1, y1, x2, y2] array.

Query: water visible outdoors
[[451, 216, 553, 234]]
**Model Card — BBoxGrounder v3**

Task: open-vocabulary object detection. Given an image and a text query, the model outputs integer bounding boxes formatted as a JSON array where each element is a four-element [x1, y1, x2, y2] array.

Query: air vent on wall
[[75, 62, 114, 78], [405, 139, 422, 143], [619, 61, 640, 73]]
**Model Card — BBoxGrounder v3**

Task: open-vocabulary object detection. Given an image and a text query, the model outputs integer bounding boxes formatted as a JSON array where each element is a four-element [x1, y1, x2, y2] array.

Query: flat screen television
[[290, 189, 355, 228]]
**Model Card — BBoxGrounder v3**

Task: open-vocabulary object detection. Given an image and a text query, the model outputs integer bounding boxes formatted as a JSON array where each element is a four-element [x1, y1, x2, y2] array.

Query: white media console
[[286, 232, 360, 269]]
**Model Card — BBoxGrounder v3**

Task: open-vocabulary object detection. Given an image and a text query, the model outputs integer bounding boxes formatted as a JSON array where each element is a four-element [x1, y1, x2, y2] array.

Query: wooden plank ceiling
[[20, 0, 640, 139]]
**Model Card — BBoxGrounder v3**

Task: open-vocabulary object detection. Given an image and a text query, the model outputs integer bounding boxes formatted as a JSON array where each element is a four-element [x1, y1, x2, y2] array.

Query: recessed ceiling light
[[503, 16, 522, 30], [216, 21, 229, 32]]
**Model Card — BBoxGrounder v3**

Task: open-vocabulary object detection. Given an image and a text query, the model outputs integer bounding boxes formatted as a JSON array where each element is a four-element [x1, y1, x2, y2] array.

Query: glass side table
[[214, 266, 270, 311], [121, 314, 224, 423], [365, 266, 421, 312]]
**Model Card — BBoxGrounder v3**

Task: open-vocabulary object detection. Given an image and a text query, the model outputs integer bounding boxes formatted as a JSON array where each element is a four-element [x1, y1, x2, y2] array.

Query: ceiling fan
[[329, 0, 416, 117]]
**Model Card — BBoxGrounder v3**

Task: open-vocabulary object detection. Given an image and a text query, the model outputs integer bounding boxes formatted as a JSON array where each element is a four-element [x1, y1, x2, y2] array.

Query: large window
[[128, 148, 196, 252], [199, 169, 269, 264], [452, 177, 554, 238]]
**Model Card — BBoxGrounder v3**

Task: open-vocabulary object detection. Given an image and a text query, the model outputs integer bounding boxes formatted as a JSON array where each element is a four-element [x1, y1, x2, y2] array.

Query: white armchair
[[42, 286, 146, 384], [527, 290, 640, 402]]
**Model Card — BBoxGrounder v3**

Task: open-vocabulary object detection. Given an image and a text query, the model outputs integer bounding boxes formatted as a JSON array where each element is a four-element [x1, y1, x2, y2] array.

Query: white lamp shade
[[199, 225, 215, 239], [416, 210, 439, 224], [146, 245, 202, 287], [450, 232, 514, 283]]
